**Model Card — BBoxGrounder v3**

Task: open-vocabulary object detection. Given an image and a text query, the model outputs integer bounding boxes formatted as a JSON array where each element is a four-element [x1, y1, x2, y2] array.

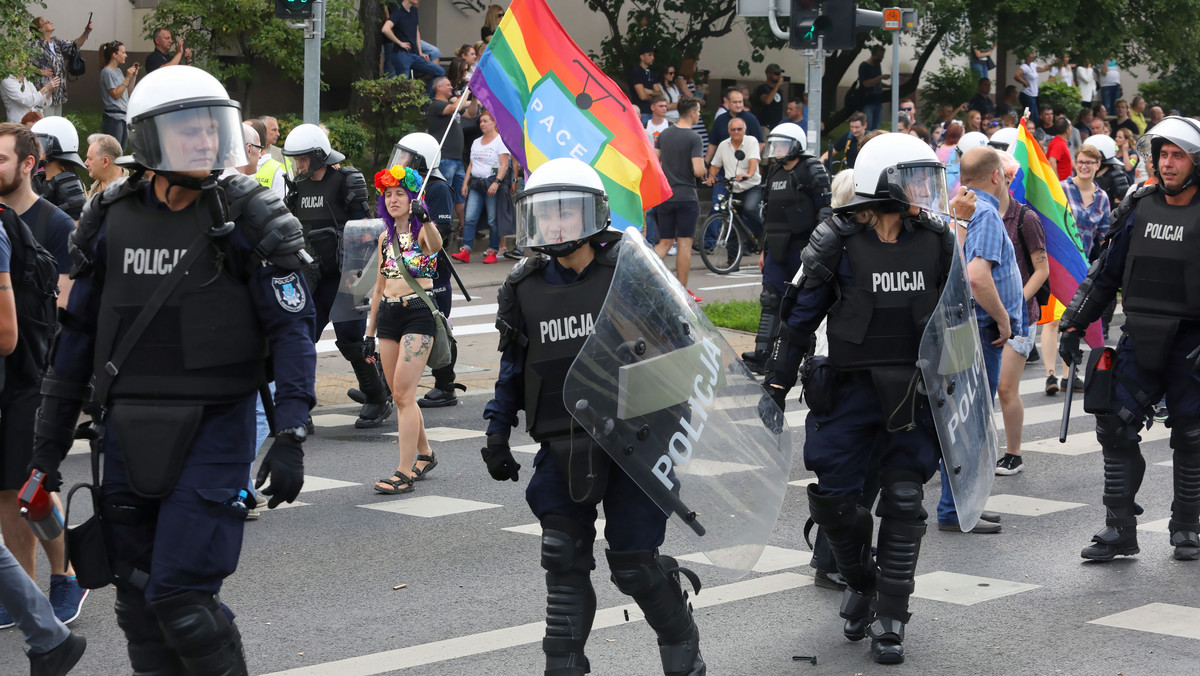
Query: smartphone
[[87, 12, 93, 25]]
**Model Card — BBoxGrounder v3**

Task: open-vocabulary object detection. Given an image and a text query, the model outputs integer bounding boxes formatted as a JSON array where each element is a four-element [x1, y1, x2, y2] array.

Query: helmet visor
[[387, 145, 421, 172], [128, 105, 247, 172], [765, 136, 798, 160], [887, 163, 951, 217], [515, 189, 608, 248], [282, 153, 320, 182]]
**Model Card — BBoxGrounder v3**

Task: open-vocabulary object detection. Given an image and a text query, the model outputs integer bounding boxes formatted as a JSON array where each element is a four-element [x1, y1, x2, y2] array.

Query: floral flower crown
[[374, 164, 423, 195]]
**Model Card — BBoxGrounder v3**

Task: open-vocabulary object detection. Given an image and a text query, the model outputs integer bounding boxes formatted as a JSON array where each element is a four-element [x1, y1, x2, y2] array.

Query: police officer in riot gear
[[283, 124, 391, 428], [26, 65, 315, 676], [780, 134, 957, 664], [1082, 134, 1132, 206], [391, 133, 467, 408], [1060, 116, 1200, 563], [30, 116, 87, 221], [482, 157, 706, 676], [742, 122, 831, 374]]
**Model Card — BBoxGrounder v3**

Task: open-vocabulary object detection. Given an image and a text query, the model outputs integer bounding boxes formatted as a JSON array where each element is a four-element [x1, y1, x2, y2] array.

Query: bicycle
[[698, 177, 762, 275]]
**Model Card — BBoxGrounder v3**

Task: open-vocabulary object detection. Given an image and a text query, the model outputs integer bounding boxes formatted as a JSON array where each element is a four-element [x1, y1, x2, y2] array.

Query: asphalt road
[[2, 253, 1197, 676]]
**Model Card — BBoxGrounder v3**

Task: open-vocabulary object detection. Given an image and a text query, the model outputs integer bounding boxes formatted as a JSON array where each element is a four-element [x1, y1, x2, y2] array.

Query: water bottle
[[18, 470, 64, 541]]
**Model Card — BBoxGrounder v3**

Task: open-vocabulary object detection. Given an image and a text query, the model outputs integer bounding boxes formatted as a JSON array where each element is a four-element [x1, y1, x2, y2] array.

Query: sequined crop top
[[380, 232, 437, 279]]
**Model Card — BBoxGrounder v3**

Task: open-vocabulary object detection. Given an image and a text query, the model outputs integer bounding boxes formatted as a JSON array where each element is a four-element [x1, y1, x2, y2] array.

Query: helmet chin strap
[[1157, 171, 1197, 197], [533, 239, 588, 258]]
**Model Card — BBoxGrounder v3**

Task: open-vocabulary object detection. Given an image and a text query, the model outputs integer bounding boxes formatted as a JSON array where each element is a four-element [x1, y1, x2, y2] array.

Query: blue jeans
[[1101, 85, 1121, 114], [937, 326, 1003, 525], [1019, 93, 1038, 121], [704, 184, 762, 247], [970, 62, 988, 82], [439, 159, 466, 204], [0, 543, 69, 652], [386, 46, 445, 79], [644, 206, 658, 244], [863, 102, 883, 131], [463, 186, 498, 252]]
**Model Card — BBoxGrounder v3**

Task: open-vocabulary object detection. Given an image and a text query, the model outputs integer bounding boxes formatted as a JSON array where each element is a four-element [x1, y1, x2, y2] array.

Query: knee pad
[[759, 289, 781, 311], [540, 515, 594, 575], [1096, 415, 1141, 455], [149, 590, 245, 675], [876, 471, 927, 522], [606, 549, 700, 646], [807, 486, 862, 529], [1170, 419, 1200, 456], [115, 589, 161, 642], [605, 549, 661, 598]]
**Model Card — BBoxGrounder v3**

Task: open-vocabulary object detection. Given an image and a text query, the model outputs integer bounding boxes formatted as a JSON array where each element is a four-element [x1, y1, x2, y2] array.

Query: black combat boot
[[1169, 442, 1200, 561], [337, 340, 393, 428]]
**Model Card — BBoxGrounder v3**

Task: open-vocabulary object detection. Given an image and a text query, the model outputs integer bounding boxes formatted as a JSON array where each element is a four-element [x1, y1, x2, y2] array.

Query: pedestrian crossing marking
[[1156, 459, 1174, 467], [260, 500, 309, 511], [1090, 602, 1200, 641], [681, 458, 765, 477], [422, 426, 486, 442], [311, 413, 359, 428], [984, 494, 1087, 516], [503, 519, 607, 540], [512, 443, 539, 454], [1137, 517, 1171, 534], [302, 476, 360, 492], [358, 495, 502, 518], [788, 477, 818, 488], [912, 571, 1040, 606], [678, 545, 812, 574]]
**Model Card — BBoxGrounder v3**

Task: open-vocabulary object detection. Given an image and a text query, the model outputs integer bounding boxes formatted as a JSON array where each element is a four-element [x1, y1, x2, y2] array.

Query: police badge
[[272, 273, 307, 313]]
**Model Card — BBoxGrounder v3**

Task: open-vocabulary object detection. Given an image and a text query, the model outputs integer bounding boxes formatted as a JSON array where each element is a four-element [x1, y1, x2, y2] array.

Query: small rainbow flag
[[467, 0, 671, 232], [1010, 121, 1103, 348]]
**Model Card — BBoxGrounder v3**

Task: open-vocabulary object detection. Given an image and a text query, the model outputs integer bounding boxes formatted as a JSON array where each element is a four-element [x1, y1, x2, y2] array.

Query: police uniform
[[484, 239, 705, 676], [1096, 157, 1132, 206], [784, 211, 954, 661], [32, 174, 315, 673], [1062, 182, 1200, 561], [33, 167, 87, 221], [420, 174, 467, 405], [287, 165, 389, 425], [744, 152, 831, 370]]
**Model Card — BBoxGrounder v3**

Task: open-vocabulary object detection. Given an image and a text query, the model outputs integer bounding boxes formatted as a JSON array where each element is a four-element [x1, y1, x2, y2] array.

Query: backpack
[[0, 202, 61, 395]]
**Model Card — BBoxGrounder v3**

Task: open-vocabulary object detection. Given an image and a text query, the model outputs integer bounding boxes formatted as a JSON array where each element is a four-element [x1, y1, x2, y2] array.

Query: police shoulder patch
[[272, 273, 307, 313]]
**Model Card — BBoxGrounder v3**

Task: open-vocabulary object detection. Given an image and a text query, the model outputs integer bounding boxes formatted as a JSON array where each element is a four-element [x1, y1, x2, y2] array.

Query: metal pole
[[303, 0, 325, 124], [807, 35, 823, 153], [891, 27, 900, 131]]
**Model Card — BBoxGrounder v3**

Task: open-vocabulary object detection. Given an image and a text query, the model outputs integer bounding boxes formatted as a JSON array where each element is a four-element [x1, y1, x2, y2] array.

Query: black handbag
[[66, 44, 85, 78]]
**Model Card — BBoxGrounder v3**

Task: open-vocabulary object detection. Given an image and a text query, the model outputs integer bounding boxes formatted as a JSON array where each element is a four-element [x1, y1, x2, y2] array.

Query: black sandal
[[412, 452, 438, 481], [374, 471, 415, 495]]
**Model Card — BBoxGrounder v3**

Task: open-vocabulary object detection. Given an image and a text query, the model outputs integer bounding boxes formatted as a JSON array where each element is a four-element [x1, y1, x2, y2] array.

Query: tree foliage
[[0, 0, 44, 79], [581, 0, 743, 77], [1139, 61, 1200, 115], [917, 65, 975, 123], [350, 76, 429, 166], [143, 0, 362, 107]]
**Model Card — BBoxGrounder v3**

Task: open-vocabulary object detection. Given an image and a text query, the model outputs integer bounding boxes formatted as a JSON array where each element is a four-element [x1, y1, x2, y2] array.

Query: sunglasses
[[247, 143, 264, 151], [666, 71, 675, 76], [901, 106, 915, 111], [987, 121, 1001, 127]]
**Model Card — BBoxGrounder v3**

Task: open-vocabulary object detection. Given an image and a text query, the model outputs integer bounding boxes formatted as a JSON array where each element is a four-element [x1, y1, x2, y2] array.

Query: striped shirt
[[965, 189, 1026, 332], [1062, 177, 1111, 256]]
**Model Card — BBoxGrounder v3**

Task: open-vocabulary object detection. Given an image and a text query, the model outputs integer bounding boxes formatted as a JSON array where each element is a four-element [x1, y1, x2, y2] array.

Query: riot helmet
[[30, 116, 83, 167], [1082, 133, 1118, 162], [988, 127, 1018, 152], [837, 132, 950, 217], [124, 65, 247, 176], [388, 132, 443, 180], [764, 122, 807, 161], [1135, 115, 1200, 195], [956, 131, 989, 158], [514, 157, 609, 257], [282, 123, 345, 182]]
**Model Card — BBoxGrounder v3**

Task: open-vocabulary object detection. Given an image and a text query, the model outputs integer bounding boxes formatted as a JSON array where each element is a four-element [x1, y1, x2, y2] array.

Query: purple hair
[[376, 187, 425, 246]]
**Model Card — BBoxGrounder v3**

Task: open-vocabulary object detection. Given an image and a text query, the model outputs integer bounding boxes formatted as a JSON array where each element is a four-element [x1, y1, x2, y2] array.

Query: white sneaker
[[668, 244, 677, 256]]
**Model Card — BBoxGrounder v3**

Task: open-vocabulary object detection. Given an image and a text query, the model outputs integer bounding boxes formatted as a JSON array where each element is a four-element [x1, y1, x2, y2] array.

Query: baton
[[1059, 361, 1077, 443], [438, 250, 472, 302]]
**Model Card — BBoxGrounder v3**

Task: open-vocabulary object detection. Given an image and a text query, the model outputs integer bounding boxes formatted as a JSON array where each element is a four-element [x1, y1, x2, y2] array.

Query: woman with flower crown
[[367, 164, 444, 494]]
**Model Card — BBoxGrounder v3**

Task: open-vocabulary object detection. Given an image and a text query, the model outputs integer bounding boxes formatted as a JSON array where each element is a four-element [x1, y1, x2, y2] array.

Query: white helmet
[[282, 123, 345, 181], [31, 116, 82, 167], [1135, 116, 1200, 193], [988, 127, 1019, 152], [1082, 134, 1118, 161], [514, 157, 609, 256], [765, 122, 807, 160], [388, 132, 442, 180], [124, 65, 246, 173], [956, 131, 989, 157], [839, 133, 949, 216]]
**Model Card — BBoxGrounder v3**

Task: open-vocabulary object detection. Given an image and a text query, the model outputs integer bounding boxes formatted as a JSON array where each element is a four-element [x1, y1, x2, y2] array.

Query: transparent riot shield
[[331, 219, 387, 323], [917, 241, 998, 532], [563, 229, 794, 580]]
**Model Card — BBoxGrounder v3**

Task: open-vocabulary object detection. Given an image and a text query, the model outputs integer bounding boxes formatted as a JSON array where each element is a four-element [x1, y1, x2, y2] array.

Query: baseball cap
[[766, 63, 784, 75]]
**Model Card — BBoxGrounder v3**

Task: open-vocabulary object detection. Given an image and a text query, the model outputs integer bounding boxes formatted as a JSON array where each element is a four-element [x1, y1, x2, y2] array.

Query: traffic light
[[275, 0, 315, 20], [818, 0, 858, 51], [789, 0, 822, 50]]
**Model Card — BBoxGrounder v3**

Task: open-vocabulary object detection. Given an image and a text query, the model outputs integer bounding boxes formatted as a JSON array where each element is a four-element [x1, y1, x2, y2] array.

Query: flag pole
[[417, 85, 472, 202]]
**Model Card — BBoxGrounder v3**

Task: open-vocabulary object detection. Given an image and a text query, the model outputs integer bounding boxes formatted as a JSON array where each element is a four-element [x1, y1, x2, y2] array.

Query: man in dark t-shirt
[[968, 78, 996, 118], [752, 63, 786, 129], [382, 0, 444, 79], [653, 99, 705, 294], [144, 27, 191, 74], [427, 76, 473, 226], [627, 46, 657, 118]]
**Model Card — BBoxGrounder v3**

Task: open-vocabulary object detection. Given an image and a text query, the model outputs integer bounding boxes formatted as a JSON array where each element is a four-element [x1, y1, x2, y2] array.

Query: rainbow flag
[[1009, 122, 1103, 348], [467, 0, 671, 231]]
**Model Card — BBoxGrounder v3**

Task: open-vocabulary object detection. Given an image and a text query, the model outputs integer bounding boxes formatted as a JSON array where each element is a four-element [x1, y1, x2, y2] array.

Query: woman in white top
[[1075, 59, 1096, 106], [1049, 54, 1074, 87], [658, 66, 683, 121], [0, 69, 57, 123], [452, 110, 510, 264], [455, 43, 477, 83]]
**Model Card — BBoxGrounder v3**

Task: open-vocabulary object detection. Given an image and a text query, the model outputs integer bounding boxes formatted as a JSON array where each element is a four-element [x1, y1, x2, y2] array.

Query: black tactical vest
[[42, 171, 87, 221], [826, 227, 943, 369], [1122, 192, 1200, 320], [515, 261, 615, 441], [290, 169, 349, 238], [762, 161, 819, 260], [93, 193, 267, 403]]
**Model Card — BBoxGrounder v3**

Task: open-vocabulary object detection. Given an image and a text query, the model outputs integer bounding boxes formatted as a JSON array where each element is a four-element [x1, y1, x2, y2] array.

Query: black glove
[[410, 201, 430, 224], [758, 386, 787, 434], [255, 435, 305, 508], [362, 336, 377, 363], [1059, 329, 1083, 368], [481, 433, 521, 482], [1189, 345, 1200, 375], [27, 400, 86, 493]]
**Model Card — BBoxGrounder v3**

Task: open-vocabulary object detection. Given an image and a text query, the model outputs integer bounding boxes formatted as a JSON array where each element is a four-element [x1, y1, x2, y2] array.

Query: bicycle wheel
[[699, 212, 744, 275]]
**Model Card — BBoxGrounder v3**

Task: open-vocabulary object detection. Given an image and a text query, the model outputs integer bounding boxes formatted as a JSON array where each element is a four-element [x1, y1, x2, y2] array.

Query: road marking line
[[697, 281, 761, 291], [260, 572, 812, 676]]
